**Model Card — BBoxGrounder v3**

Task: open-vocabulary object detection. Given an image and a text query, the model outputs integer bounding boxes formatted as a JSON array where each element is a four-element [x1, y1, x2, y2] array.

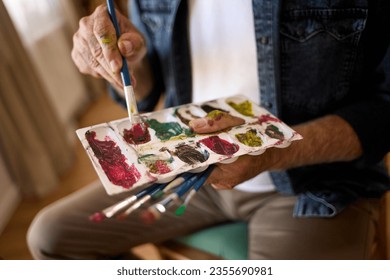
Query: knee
[[27, 204, 68, 259]]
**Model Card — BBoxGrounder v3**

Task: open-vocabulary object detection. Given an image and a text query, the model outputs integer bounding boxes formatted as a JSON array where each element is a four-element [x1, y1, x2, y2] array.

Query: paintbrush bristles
[[124, 86, 137, 124], [140, 193, 179, 224], [89, 195, 137, 221]]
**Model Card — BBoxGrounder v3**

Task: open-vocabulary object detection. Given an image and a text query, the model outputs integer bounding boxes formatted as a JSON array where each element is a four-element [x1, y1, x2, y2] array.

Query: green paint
[[152, 190, 164, 200], [146, 119, 184, 141], [175, 205, 186, 216], [265, 124, 284, 140], [184, 128, 196, 137], [227, 100, 254, 117]]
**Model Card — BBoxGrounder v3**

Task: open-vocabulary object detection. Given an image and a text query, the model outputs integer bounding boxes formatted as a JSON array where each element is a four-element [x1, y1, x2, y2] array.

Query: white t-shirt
[[189, 0, 275, 192]]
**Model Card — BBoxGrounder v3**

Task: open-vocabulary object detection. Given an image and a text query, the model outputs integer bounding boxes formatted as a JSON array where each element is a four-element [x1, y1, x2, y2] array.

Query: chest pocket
[[279, 8, 368, 116]]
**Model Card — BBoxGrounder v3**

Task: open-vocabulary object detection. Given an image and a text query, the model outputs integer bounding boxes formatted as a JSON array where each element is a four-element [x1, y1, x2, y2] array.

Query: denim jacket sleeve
[[333, 3, 390, 165]]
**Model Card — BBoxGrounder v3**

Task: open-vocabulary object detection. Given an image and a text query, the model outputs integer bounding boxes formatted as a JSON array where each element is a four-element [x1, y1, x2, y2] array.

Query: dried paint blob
[[165, 143, 209, 165], [206, 110, 224, 121], [85, 130, 141, 189], [258, 114, 282, 125], [138, 154, 173, 174], [227, 100, 254, 117], [189, 110, 245, 134], [174, 107, 203, 126], [123, 123, 151, 145], [235, 129, 263, 147], [201, 104, 229, 114], [265, 124, 285, 140], [199, 136, 239, 155], [146, 119, 184, 141], [174, 108, 191, 126]]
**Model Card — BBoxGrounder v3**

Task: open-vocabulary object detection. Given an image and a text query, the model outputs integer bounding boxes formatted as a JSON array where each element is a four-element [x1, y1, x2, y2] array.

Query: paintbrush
[[106, 0, 143, 127], [89, 183, 163, 222], [151, 172, 194, 200], [116, 183, 167, 220], [175, 165, 214, 216], [139, 171, 206, 224], [116, 172, 195, 220]]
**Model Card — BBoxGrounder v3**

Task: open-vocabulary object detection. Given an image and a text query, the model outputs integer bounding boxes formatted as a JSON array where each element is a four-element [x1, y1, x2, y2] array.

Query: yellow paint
[[101, 37, 112, 44], [227, 100, 254, 117], [206, 110, 224, 120]]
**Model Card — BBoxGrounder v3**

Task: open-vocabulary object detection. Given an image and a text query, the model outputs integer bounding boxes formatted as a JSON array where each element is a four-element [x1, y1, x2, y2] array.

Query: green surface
[[176, 222, 248, 260]]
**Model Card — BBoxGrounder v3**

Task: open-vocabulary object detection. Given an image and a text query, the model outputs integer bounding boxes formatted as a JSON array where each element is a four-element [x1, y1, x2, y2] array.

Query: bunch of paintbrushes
[[90, 165, 214, 224]]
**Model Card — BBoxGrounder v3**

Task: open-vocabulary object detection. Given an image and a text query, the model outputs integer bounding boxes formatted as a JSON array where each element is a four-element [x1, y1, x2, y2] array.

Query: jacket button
[[264, 101, 273, 108], [260, 36, 269, 44]]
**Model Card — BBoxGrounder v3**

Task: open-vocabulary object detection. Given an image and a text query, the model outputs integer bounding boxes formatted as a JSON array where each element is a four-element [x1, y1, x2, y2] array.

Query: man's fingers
[[118, 32, 147, 63], [92, 5, 122, 74], [72, 4, 146, 93]]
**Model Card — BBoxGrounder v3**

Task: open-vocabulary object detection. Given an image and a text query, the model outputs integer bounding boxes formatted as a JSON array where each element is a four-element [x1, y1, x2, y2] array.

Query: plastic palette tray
[[76, 95, 302, 195]]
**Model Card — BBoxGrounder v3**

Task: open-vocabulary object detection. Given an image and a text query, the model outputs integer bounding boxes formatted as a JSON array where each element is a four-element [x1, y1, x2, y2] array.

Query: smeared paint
[[258, 114, 282, 125], [146, 119, 184, 141], [174, 107, 204, 126], [100, 34, 115, 45], [173, 108, 204, 137], [201, 104, 229, 114], [89, 212, 105, 222], [227, 100, 254, 117], [123, 123, 151, 145], [199, 136, 239, 155], [265, 124, 285, 140], [174, 108, 191, 126], [235, 129, 263, 147], [204, 110, 224, 127], [162, 143, 209, 165], [189, 110, 245, 133], [206, 110, 224, 120], [138, 154, 173, 174], [85, 130, 141, 189]]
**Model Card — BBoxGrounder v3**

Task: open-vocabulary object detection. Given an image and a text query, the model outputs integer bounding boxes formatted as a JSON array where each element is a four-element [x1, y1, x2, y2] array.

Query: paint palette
[[76, 95, 302, 195]]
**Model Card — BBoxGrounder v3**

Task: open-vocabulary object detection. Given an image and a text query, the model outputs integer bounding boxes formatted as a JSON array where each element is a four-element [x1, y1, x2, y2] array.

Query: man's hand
[[71, 4, 147, 93], [190, 112, 277, 190]]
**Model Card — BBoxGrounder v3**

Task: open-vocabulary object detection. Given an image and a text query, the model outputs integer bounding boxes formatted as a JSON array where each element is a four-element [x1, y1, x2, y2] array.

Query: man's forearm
[[266, 115, 363, 171]]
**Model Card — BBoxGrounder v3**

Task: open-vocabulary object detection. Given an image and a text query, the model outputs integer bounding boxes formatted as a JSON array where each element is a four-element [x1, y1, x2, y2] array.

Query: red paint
[[258, 114, 281, 125], [140, 210, 157, 224], [123, 123, 151, 145], [151, 160, 171, 174], [86, 130, 141, 189], [199, 136, 239, 155], [89, 212, 105, 222], [207, 119, 214, 126]]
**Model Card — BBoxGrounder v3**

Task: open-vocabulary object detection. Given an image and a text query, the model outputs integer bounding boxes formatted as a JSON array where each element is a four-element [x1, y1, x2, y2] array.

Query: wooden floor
[[0, 93, 162, 260]]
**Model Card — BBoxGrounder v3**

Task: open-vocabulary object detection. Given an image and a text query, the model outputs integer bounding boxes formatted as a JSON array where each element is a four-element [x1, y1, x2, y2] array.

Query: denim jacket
[[123, 0, 390, 217]]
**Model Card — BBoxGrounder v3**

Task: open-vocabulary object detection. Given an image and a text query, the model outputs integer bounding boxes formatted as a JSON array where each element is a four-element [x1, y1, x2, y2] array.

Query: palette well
[[76, 95, 302, 195]]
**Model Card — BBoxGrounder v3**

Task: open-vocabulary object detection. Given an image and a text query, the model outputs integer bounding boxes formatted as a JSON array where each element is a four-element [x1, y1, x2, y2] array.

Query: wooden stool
[[157, 222, 248, 260]]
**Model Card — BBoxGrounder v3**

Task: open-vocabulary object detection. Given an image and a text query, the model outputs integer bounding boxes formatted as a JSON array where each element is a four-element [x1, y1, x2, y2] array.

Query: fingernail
[[110, 60, 120, 73], [189, 118, 208, 129], [119, 40, 133, 55]]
